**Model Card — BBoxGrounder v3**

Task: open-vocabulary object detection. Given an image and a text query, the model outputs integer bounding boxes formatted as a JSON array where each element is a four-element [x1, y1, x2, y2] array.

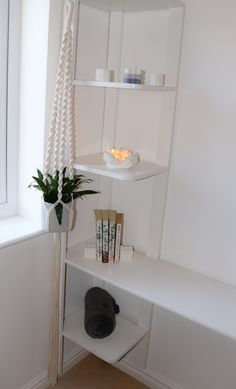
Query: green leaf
[[37, 169, 44, 181], [29, 167, 99, 208], [31, 176, 47, 192], [73, 190, 99, 199], [55, 203, 63, 225]]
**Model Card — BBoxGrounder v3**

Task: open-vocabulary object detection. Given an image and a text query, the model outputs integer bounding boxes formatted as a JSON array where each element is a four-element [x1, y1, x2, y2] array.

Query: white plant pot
[[43, 202, 75, 233]]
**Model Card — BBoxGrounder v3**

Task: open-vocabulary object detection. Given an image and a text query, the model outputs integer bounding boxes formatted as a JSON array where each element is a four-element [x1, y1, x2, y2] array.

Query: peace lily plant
[[29, 167, 98, 225]]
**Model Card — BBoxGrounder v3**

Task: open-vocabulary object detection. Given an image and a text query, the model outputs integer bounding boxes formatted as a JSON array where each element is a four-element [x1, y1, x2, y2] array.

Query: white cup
[[95, 69, 114, 82], [149, 73, 165, 86]]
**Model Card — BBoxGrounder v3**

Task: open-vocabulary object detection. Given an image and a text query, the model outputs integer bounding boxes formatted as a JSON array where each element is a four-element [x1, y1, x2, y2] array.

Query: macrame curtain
[[46, 0, 75, 385]]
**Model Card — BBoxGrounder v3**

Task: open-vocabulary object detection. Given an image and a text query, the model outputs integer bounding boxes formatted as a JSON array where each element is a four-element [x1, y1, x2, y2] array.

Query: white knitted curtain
[[46, 0, 75, 385]]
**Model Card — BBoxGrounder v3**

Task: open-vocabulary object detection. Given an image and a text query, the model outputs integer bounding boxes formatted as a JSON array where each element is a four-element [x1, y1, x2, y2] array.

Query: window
[[0, 0, 53, 244], [0, 0, 20, 218]]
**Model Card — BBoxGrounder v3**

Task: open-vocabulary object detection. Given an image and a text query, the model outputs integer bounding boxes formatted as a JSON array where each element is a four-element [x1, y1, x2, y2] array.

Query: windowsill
[[0, 215, 45, 249]]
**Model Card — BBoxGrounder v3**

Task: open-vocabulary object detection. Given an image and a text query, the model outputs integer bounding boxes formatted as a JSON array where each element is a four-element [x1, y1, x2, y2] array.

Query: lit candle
[[103, 147, 139, 169], [108, 147, 132, 161]]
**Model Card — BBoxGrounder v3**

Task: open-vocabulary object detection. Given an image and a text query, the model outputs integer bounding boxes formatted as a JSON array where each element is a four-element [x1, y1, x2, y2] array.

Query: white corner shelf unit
[[74, 80, 177, 92], [63, 308, 147, 363], [74, 153, 167, 181], [61, 0, 188, 374], [61, 0, 236, 376]]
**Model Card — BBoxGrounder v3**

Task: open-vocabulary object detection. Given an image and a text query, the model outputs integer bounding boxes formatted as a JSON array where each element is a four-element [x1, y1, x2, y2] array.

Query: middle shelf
[[74, 153, 167, 181]]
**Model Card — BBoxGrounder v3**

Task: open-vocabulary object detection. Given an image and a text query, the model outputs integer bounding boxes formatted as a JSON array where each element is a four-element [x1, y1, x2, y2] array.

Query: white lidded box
[[84, 244, 134, 262]]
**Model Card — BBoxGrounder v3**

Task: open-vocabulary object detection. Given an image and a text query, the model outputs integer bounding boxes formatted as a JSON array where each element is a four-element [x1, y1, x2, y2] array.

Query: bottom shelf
[[63, 309, 147, 363]]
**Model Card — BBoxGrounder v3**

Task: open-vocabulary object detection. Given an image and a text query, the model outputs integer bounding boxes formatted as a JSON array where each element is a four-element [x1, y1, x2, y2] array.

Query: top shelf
[[74, 80, 176, 92], [79, 0, 185, 12]]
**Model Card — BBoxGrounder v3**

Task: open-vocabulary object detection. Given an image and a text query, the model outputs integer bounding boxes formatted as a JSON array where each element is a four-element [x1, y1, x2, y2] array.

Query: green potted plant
[[29, 167, 98, 232]]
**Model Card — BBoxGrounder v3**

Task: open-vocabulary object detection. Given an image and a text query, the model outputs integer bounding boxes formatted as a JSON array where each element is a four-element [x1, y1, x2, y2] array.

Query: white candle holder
[[103, 147, 140, 169], [95, 69, 114, 82]]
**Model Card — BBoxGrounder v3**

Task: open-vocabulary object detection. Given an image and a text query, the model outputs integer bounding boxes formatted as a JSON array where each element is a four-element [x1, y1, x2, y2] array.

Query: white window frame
[[0, 0, 20, 218], [0, 0, 8, 204]]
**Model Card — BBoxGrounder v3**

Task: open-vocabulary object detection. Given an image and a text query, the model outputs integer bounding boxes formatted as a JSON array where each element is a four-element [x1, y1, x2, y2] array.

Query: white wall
[[0, 2, 64, 389], [0, 234, 52, 389], [147, 0, 236, 388], [161, 0, 236, 286], [147, 307, 236, 389]]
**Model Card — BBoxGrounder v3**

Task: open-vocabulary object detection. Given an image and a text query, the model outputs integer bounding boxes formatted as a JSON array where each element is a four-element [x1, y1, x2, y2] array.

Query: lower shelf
[[66, 239, 236, 342], [63, 309, 147, 363]]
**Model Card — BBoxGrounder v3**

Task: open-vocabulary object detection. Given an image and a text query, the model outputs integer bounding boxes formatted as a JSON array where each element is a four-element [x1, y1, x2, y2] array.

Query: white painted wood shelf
[[66, 240, 236, 342], [74, 154, 167, 181], [63, 308, 147, 363], [79, 0, 184, 12], [74, 80, 176, 92]]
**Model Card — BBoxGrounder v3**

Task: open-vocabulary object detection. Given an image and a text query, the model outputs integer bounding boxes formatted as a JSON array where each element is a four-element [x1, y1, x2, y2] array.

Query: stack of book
[[94, 209, 124, 263]]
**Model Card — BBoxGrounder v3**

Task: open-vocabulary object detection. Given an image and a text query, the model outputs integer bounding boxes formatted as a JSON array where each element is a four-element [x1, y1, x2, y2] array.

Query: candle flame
[[108, 147, 132, 161]]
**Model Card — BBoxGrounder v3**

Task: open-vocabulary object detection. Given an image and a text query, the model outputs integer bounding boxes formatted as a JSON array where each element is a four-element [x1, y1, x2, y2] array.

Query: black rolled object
[[84, 287, 120, 339]]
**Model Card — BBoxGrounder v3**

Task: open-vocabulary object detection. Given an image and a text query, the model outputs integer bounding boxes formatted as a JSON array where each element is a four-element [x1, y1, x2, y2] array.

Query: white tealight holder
[[149, 73, 165, 86], [95, 69, 114, 82], [103, 147, 140, 169]]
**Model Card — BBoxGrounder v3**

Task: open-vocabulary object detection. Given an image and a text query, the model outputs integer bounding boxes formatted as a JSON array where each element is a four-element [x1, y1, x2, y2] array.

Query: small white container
[[119, 245, 134, 262], [95, 69, 114, 82], [149, 73, 165, 86], [84, 243, 96, 260], [43, 202, 75, 233], [83, 244, 134, 262], [123, 67, 145, 84]]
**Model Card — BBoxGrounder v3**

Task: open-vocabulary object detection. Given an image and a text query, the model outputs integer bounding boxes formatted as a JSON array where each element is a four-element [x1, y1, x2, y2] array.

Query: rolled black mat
[[84, 287, 120, 339]]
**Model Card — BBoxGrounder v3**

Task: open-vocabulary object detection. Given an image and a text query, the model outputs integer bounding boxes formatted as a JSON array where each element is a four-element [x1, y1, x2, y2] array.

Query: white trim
[[20, 371, 48, 389], [0, 0, 9, 204], [20, 348, 88, 389], [62, 348, 89, 374], [6, 0, 21, 212], [0, 216, 44, 249], [0, 0, 21, 217], [20, 348, 183, 389], [115, 360, 184, 389]]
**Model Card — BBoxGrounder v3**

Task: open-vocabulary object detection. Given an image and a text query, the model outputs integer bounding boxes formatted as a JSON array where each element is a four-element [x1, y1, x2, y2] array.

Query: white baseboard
[[20, 349, 183, 389], [20, 348, 88, 389], [115, 360, 184, 389], [62, 348, 89, 374], [20, 371, 49, 389]]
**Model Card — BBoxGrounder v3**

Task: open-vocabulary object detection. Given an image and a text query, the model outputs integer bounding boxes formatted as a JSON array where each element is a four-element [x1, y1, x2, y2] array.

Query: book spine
[[108, 210, 117, 263], [94, 210, 102, 262], [101, 210, 109, 263], [114, 213, 124, 263]]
